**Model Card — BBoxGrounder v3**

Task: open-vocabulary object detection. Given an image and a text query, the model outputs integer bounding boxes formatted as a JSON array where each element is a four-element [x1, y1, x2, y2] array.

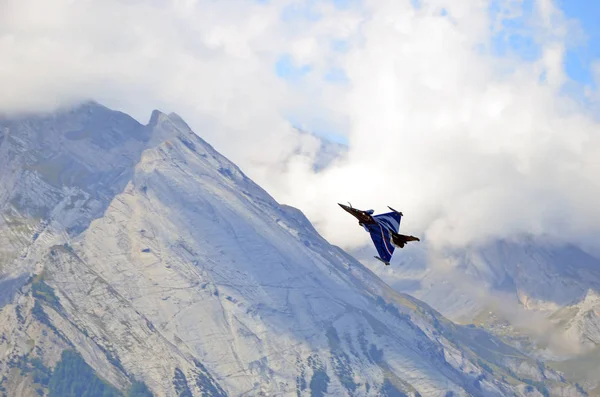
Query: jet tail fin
[[390, 233, 420, 248], [401, 234, 420, 242]]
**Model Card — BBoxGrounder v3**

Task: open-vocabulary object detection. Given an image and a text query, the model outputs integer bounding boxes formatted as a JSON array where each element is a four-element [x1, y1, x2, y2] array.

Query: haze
[[1, 0, 599, 254]]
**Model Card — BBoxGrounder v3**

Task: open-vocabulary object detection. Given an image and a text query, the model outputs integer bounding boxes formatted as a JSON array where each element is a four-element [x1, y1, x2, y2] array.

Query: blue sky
[[559, 1, 600, 87], [272, 0, 599, 143], [488, 0, 600, 87], [275, 0, 599, 85]]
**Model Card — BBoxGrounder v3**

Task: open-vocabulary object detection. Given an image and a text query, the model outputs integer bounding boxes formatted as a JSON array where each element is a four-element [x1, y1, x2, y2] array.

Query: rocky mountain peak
[[0, 102, 588, 397]]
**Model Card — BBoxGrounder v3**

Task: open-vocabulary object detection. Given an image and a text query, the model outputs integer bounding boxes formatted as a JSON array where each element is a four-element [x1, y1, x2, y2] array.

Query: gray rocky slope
[[356, 238, 600, 393], [0, 102, 586, 396]]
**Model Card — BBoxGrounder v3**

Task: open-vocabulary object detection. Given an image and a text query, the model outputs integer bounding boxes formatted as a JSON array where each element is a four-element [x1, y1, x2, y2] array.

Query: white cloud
[[1, 0, 599, 254], [277, 0, 600, 253]]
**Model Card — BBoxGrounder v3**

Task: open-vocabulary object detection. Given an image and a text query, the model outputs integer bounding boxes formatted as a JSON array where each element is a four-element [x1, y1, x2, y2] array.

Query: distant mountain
[[0, 102, 586, 396], [289, 127, 347, 172], [358, 238, 600, 394]]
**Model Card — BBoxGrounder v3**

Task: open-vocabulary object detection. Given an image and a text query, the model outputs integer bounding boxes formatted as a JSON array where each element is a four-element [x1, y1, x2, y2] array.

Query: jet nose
[[338, 203, 355, 215]]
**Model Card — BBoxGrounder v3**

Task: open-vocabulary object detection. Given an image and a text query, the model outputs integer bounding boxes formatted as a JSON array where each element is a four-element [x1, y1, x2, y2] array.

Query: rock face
[[359, 237, 600, 393], [0, 102, 586, 396], [363, 239, 600, 318]]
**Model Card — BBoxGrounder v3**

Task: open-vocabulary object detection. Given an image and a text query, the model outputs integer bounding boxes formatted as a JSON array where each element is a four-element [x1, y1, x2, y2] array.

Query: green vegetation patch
[[173, 368, 193, 397], [307, 355, 330, 397], [48, 350, 154, 397], [127, 381, 153, 397], [31, 273, 62, 311], [48, 350, 122, 397]]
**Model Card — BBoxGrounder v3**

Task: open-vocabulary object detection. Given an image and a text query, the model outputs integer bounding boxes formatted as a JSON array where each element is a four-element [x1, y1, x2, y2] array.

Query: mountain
[[0, 102, 587, 397], [295, 129, 347, 172], [357, 239, 600, 394]]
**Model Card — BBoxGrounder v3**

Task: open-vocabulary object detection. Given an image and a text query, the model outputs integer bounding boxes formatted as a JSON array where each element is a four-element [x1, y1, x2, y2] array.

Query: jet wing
[[365, 223, 395, 264], [373, 211, 402, 233]]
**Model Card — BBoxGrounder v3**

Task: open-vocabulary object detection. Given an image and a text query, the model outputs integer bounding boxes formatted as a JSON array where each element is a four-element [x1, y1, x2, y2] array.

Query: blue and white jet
[[338, 203, 420, 266]]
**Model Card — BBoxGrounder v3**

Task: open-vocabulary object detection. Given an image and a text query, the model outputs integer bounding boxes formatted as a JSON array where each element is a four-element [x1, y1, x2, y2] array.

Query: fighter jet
[[338, 203, 420, 266]]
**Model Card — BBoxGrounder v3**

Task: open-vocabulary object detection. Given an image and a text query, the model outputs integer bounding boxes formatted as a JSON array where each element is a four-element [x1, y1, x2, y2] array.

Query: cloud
[[1, 0, 599, 254], [425, 249, 589, 357], [275, 0, 600, 253]]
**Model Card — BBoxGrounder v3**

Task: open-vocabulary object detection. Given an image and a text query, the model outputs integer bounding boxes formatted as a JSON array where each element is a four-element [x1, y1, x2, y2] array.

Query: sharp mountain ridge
[[0, 102, 587, 397]]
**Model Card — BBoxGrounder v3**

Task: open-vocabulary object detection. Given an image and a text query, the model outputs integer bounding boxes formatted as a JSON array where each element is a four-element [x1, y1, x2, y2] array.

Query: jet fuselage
[[338, 203, 420, 249]]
